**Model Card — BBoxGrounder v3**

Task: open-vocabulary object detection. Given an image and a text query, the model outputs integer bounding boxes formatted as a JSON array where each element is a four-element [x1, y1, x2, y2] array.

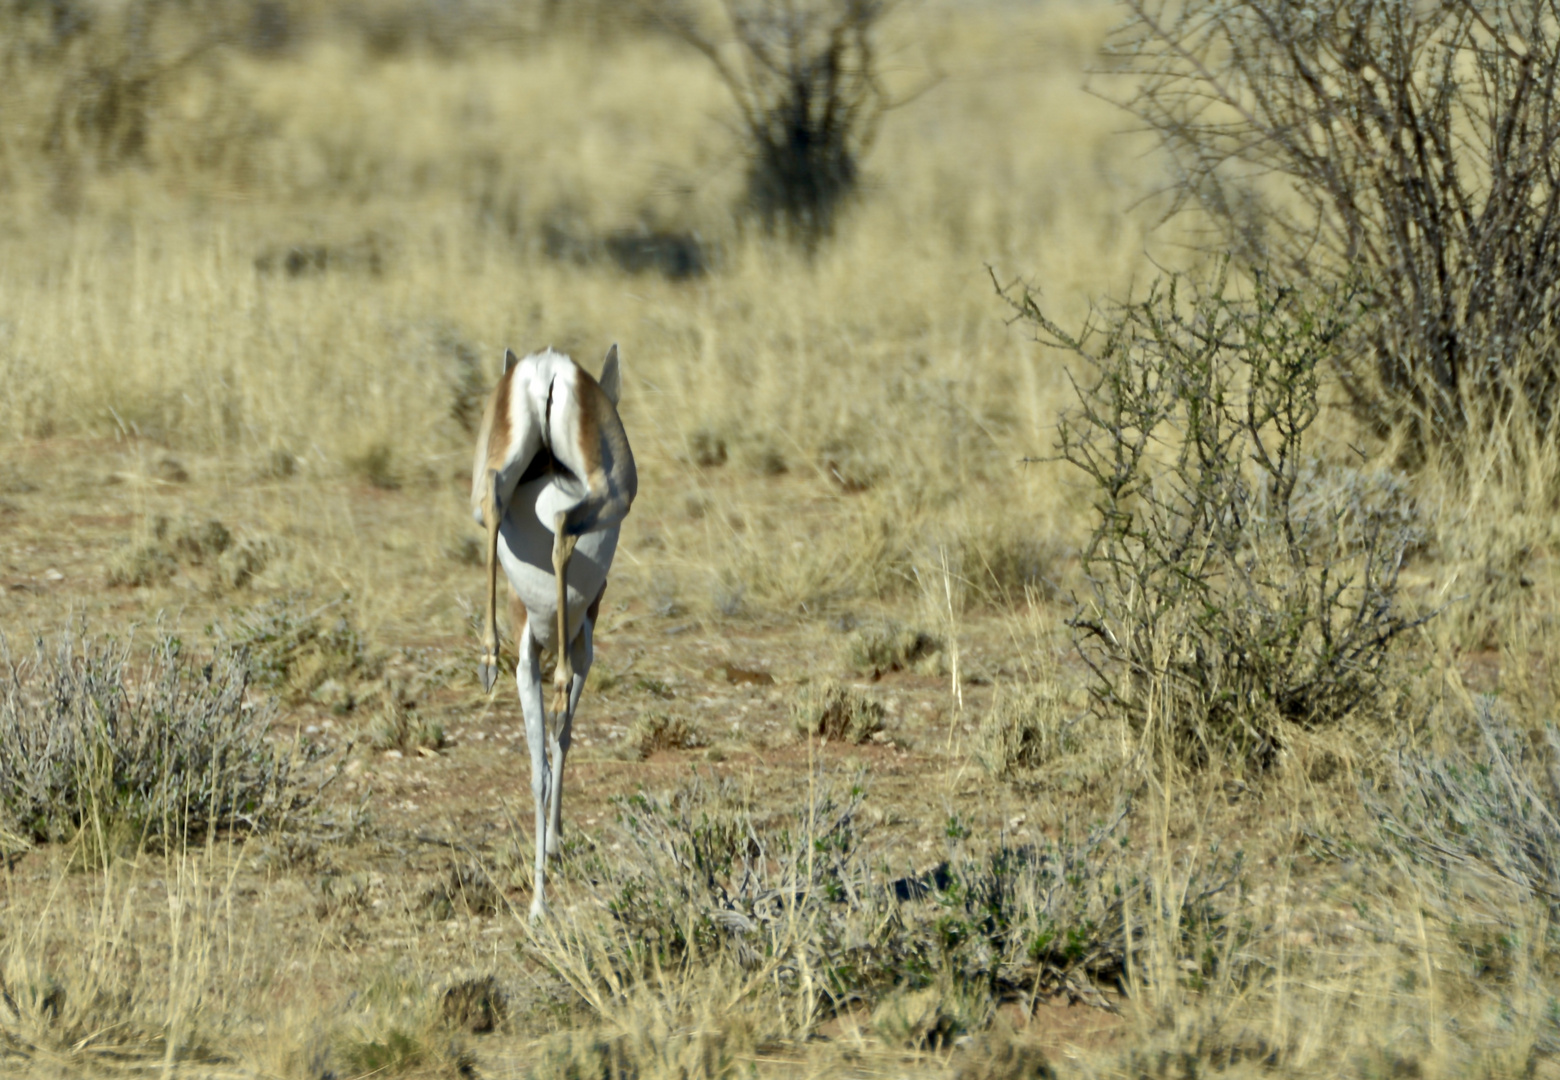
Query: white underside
[[497, 474, 618, 652]]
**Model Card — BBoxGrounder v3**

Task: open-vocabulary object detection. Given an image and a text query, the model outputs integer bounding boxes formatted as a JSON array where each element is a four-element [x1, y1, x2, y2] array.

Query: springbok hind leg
[[545, 619, 593, 856], [514, 622, 550, 920]]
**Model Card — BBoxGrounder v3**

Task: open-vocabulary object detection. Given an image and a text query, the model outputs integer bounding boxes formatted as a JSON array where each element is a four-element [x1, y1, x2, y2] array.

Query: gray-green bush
[[0, 629, 318, 850], [531, 771, 1233, 1022]]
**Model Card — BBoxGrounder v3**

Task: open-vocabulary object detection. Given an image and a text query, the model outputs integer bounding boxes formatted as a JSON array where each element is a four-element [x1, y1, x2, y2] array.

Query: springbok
[[472, 344, 637, 919]]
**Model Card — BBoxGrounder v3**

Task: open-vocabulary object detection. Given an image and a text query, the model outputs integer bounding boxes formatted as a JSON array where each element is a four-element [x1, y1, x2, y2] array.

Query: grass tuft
[[974, 684, 1075, 777], [792, 680, 885, 743], [105, 541, 178, 588], [629, 711, 707, 759], [844, 620, 943, 675]]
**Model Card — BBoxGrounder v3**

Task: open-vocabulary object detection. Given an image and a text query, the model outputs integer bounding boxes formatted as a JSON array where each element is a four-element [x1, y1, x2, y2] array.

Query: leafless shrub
[[657, 0, 896, 244], [1002, 266, 1431, 768], [1113, 0, 1560, 458], [0, 629, 321, 851]]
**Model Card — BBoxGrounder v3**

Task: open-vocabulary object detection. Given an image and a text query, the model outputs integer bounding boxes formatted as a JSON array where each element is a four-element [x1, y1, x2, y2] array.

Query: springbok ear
[[503, 348, 520, 374], [599, 344, 622, 405]]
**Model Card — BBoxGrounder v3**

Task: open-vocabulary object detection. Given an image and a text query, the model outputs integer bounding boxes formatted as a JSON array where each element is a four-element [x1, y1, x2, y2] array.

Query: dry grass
[[0, 0, 1558, 1077]]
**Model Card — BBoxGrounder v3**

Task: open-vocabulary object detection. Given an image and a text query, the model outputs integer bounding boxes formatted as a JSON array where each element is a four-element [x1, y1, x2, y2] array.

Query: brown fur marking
[[586, 581, 607, 625], [508, 590, 530, 645], [485, 363, 516, 472], [572, 371, 605, 481]]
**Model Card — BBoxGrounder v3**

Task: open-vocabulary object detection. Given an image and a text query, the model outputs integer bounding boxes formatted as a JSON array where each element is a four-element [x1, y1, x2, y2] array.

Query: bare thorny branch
[[1110, 0, 1560, 456]]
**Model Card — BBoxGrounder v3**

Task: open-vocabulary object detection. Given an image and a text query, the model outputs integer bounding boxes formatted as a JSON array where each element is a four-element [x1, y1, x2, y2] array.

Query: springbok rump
[[471, 344, 637, 919]]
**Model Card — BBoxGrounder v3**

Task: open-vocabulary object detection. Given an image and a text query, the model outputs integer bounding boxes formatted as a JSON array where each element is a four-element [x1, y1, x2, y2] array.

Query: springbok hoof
[[478, 658, 498, 693], [528, 900, 548, 923]]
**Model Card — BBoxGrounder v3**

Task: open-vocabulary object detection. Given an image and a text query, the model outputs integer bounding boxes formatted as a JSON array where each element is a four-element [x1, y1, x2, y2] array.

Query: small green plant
[[792, 679, 884, 743], [1003, 266, 1430, 768]]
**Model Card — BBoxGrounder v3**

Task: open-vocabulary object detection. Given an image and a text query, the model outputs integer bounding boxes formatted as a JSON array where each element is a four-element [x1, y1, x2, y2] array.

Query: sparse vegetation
[[223, 594, 378, 705], [974, 684, 1074, 777], [105, 540, 178, 587], [844, 619, 942, 674], [534, 773, 1185, 1039], [628, 710, 708, 758]]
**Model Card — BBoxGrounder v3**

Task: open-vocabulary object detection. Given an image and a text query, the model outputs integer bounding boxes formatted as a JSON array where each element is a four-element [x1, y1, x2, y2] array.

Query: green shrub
[[1004, 266, 1430, 768]]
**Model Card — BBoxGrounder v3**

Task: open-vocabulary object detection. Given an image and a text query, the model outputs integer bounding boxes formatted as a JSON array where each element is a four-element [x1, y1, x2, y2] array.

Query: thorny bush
[[1003, 266, 1430, 769], [1113, 0, 1560, 460]]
